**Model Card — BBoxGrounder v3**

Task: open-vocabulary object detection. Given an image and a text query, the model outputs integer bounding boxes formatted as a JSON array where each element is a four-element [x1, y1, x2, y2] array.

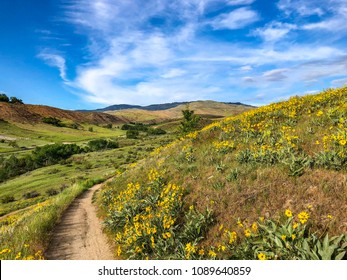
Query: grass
[[0, 134, 174, 217], [0, 121, 126, 154]]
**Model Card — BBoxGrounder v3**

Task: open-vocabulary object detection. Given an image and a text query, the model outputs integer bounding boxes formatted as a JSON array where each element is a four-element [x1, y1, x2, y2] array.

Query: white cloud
[[277, 0, 325, 16], [227, 0, 255, 6], [161, 68, 186, 78], [210, 7, 259, 30], [263, 68, 288, 81], [37, 51, 67, 81], [242, 76, 255, 83], [240, 65, 253, 71], [331, 77, 347, 86], [253, 22, 297, 42]]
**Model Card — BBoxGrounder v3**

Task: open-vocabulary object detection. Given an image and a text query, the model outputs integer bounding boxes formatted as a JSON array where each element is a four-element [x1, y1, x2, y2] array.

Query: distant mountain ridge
[[80, 101, 255, 112]]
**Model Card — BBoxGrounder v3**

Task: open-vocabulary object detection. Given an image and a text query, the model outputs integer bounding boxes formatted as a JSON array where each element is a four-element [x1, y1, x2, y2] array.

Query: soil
[[45, 182, 114, 260]]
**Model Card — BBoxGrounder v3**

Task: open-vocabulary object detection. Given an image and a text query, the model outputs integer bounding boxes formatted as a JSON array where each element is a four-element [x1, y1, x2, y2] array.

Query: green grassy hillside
[[106, 101, 253, 123], [99, 87, 347, 260]]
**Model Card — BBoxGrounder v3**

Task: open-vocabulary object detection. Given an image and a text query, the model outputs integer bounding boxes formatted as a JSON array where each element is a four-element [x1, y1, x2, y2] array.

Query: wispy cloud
[[263, 68, 288, 81], [331, 77, 347, 86], [227, 0, 255, 6], [37, 51, 68, 81], [253, 22, 297, 42], [210, 7, 259, 30]]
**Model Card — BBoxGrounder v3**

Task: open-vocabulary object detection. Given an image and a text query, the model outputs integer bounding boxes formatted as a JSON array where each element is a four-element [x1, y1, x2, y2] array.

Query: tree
[[9, 97, 24, 104], [180, 105, 201, 133], [0, 93, 9, 103]]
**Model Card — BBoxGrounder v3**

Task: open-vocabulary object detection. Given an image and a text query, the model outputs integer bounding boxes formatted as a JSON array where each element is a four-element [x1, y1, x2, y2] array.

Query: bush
[[148, 128, 167, 135], [42, 117, 64, 127], [46, 188, 60, 196], [1, 195, 15, 204], [23, 191, 40, 199], [126, 130, 139, 139], [87, 139, 119, 151]]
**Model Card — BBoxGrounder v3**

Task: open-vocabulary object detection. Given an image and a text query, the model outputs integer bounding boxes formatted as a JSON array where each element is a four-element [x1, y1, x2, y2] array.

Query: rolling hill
[[0, 102, 125, 125], [106, 100, 254, 123], [99, 86, 347, 260]]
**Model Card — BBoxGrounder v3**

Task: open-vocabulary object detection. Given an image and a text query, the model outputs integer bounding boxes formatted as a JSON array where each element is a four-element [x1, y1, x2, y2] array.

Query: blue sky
[[1, 0, 347, 109]]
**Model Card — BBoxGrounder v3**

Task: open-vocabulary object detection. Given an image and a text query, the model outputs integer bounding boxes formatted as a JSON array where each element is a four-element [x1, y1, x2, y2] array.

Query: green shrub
[[1, 195, 15, 204]]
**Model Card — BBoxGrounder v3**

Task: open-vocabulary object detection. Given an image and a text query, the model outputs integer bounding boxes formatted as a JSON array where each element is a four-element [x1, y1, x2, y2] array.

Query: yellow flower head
[[244, 229, 251, 237], [285, 209, 293, 218], [281, 235, 286, 241], [217, 244, 226, 252], [116, 246, 122, 257], [258, 253, 267, 260], [208, 250, 217, 258], [162, 232, 172, 239], [339, 139, 346, 146], [252, 222, 258, 232], [298, 211, 310, 224]]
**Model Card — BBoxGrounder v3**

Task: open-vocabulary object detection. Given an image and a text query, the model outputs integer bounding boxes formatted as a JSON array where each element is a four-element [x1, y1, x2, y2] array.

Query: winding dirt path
[[45, 182, 114, 260]]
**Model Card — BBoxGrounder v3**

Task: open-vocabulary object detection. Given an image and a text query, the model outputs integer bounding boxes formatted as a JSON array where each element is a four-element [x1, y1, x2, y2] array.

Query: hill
[[0, 102, 125, 125], [85, 101, 253, 112], [106, 100, 254, 123], [99, 87, 347, 260]]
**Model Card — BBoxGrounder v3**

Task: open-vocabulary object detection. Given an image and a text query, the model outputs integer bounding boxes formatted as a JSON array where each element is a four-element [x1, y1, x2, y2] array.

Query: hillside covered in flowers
[[100, 87, 347, 260]]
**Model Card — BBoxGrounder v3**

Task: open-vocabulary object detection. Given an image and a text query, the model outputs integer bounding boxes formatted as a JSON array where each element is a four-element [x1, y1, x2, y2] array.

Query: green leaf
[[335, 251, 346, 260]]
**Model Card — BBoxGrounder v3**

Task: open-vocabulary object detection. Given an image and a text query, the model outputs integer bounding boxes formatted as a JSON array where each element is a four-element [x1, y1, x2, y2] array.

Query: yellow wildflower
[[285, 209, 293, 218], [291, 234, 296, 240], [258, 253, 266, 260], [208, 250, 217, 258], [0, 249, 11, 254], [15, 252, 22, 260], [217, 244, 226, 252], [298, 211, 309, 224], [237, 219, 244, 228], [244, 229, 251, 237], [116, 246, 122, 257], [281, 235, 286, 241], [162, 232, 172, 239]]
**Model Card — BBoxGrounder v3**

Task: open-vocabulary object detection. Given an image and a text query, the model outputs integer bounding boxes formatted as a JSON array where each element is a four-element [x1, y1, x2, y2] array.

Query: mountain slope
[[106, 100, 254, 123], [88, 101, 253, 112], [100, 86, 347, 259], [0, 103, 125, 124]]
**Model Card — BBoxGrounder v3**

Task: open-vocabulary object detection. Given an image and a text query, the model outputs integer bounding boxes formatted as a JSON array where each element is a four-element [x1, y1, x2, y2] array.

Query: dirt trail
[[45, 182, 114, 260]]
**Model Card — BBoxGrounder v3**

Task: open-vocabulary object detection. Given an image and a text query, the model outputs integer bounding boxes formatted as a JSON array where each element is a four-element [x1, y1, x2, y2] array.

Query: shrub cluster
[[0, 93, 23, 104]]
